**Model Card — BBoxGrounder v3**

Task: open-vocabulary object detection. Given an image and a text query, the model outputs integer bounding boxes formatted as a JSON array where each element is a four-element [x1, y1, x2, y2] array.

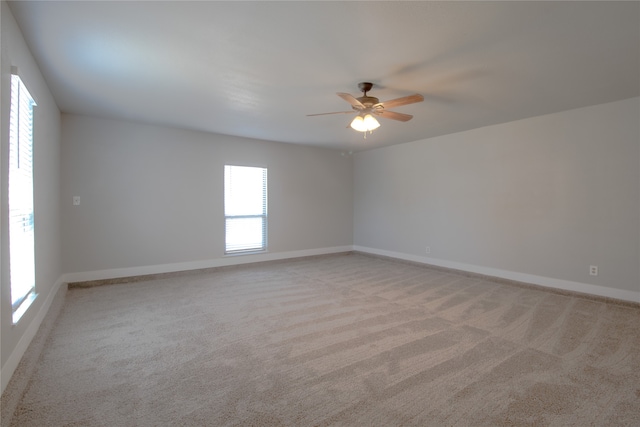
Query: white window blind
[[224, 165, 267, 254], [9, 70, 37, 322]]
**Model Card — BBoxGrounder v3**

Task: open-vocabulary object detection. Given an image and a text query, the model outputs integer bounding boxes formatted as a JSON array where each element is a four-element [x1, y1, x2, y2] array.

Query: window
[[9, 69, 37, 323], [224, 165, 267, 254]]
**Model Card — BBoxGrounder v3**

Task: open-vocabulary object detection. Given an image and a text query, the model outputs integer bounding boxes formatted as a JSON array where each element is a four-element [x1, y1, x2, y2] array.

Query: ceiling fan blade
[[375, 110, 413, 122], [378, 94, 424, 110], [307, 111, 355, 117], [337, 92, 365, 109]]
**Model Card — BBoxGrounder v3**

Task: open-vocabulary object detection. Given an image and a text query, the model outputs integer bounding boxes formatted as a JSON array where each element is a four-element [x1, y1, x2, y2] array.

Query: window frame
[[224, 164, 268, 255], [8, 68, 38, 323]]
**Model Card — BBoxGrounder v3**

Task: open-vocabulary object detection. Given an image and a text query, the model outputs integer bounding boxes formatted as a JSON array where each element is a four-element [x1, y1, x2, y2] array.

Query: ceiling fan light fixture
[[350, 114, 380, 133], [350, 115, 366, 132], [363, 114, 380, 130]]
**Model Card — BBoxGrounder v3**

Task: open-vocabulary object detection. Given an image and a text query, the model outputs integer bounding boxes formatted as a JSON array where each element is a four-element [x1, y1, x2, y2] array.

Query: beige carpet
[[3, 253, 640, 426]]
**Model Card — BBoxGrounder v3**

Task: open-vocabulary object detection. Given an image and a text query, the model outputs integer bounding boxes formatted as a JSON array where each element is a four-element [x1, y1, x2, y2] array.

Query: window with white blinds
[[224, 165, 267, 254], [9, 70, 37, 323]]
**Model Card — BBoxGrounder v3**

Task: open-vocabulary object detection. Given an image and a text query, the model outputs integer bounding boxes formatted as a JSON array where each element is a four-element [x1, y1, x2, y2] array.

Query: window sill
[[224, 250, 268, 257], [12, 292, 38, 324]]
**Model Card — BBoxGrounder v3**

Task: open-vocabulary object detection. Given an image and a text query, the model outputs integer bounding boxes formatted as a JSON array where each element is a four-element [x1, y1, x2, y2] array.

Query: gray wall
[[354, 97, 639, 295], [1, 1, 62, 385], [61, 114, 353, 274]]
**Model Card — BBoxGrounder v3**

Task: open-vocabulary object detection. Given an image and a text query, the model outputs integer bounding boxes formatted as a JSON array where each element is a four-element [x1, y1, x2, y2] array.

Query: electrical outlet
[[425, 246, 431, 254], [589, 265, 598, 276]]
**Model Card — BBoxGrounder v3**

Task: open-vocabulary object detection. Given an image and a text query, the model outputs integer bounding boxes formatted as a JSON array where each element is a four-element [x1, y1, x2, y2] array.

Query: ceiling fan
[[307, 82, 424, 135]]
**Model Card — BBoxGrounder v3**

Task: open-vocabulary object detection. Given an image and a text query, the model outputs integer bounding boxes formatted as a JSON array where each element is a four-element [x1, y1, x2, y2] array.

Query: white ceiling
[[8, 1, 640, 152]]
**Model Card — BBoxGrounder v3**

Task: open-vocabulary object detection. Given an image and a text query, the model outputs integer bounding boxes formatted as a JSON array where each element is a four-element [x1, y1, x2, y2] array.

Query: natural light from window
[[9, 70, 37, 323], [224, 165, 267, 254]]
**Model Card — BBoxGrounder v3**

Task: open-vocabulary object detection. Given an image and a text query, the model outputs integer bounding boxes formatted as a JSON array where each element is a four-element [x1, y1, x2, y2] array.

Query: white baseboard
[[354, 246, 639, 304], [1, 276, 66, 395], [62, 246, 354, 284]]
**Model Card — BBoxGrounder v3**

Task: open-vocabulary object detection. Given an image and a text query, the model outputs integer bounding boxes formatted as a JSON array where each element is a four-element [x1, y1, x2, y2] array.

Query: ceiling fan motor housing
[[356, 82, 379, 107], [357, 95, 380, 107]]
